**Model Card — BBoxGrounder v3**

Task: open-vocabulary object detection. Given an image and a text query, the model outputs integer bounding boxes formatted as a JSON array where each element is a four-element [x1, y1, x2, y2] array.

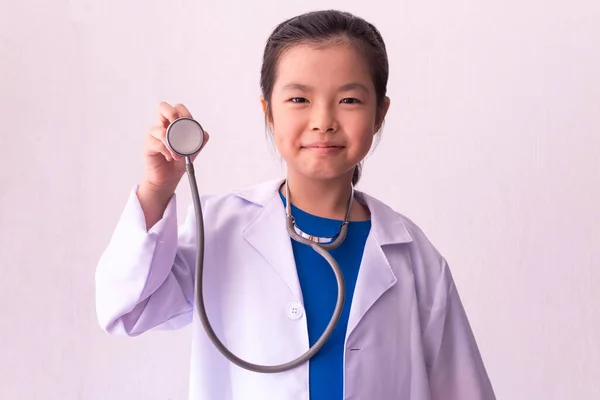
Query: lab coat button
[[287, 302, 304, 320]]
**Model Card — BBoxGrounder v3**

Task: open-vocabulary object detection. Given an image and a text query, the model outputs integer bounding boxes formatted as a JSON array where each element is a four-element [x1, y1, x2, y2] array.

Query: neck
[[282, 171, 368, 221]]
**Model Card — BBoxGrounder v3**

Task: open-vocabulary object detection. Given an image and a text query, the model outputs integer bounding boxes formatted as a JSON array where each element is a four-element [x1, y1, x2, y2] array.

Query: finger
[[173, 103, 192, 119], [148, 125, 167, 143], [157, 101, 180, 128], [201, 130, 210, 150], [148, 125, 182, 160], [145, 135, 169, 160], [191, 130, 210, 161], [144, 136, 173, 162], [146, 136, 173, 162]]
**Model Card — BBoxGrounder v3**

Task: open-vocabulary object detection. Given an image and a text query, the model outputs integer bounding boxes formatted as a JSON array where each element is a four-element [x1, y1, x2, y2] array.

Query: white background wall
[[1, 0, 599, 398]]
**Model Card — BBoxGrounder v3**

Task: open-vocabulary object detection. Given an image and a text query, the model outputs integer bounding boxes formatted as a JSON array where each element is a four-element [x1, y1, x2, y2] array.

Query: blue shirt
[[280, 192, 371, 399]]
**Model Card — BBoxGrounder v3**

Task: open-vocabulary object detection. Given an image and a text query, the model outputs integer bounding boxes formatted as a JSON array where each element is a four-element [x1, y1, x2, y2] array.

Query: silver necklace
[[284, 180, 354, 250]]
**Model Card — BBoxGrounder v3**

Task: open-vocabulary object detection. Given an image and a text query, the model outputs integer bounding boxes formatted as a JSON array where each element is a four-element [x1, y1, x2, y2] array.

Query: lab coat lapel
[[346, 192, 413, 339], [240, 181, 304, 303], [346, 233, 396, 338], [236, 180, 414, 338]]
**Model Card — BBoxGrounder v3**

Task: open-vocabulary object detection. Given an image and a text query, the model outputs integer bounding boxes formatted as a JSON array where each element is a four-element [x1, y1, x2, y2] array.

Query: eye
[[289, 97, 308, 103], [340, 98, 361, 104]]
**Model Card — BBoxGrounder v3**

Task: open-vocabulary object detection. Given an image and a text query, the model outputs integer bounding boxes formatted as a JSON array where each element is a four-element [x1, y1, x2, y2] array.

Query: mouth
[[302, 145, 345, 154], [302, 142, 345, 148]]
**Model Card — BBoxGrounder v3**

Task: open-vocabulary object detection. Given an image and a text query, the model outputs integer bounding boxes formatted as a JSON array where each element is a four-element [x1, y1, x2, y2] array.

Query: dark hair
[[260, 9, 389, 185]]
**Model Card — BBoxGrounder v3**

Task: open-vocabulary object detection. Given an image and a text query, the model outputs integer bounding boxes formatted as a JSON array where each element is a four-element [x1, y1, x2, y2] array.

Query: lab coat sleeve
[[95, 185, 200, 336], [425, 259, 496, 400]]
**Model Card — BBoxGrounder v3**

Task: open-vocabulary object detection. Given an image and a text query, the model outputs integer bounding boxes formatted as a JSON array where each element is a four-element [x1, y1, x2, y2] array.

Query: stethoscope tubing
[[166, 117, 348, 373]]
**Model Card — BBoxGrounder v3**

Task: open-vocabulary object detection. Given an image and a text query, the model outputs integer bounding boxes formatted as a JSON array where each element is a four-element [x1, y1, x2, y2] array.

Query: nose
[[310, 105, 338, 133]]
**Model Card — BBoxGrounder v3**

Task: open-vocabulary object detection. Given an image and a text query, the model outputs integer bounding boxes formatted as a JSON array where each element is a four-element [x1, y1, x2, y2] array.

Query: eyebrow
[[282, 82, 370, 93]]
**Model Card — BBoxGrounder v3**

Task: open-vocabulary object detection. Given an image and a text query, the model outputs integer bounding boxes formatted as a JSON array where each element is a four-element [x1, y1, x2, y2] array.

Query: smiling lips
[[302, 143, 345, 154]]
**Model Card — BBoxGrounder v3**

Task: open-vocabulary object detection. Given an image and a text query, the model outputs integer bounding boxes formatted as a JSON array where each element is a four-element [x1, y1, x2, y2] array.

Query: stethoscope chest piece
[[166, 117, 205, 157]]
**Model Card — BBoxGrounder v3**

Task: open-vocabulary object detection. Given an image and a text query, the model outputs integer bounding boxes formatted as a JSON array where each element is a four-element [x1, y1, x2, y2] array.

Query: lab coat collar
[[236, 178, 414, 339], [234, 178, 414, 246]]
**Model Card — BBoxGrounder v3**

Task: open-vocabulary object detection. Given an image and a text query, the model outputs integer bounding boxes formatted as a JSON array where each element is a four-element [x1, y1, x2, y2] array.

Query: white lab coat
[[95, 179, 495, 400]]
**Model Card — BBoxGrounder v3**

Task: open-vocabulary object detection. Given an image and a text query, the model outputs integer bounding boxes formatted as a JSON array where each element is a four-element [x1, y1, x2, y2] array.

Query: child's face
[[263, 42, 389, 183]]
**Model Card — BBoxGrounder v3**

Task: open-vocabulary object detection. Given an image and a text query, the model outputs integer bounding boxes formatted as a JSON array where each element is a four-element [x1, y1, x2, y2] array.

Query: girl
[[96, 9, 496, 400]]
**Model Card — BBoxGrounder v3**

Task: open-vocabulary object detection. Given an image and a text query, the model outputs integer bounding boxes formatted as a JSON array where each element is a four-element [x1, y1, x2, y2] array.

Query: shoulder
[[357, 189, 443, 258], [201, 179, 282, 209], [191, 179, 282, 228], [358, 189, 449, 293]]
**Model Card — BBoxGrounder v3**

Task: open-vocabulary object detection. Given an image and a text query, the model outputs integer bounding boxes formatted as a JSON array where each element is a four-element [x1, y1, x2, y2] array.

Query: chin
[[299, 169, 354, 182]]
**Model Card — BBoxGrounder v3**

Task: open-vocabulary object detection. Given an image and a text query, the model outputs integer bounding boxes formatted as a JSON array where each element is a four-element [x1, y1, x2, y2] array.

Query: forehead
[[273, 43, 373, 91]]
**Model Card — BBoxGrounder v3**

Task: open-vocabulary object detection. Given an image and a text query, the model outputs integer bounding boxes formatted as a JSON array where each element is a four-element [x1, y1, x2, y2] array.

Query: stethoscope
[[165, 117, 352, 373]]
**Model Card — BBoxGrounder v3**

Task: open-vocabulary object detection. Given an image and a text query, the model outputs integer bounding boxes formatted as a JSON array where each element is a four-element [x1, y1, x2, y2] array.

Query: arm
[[94, 185, 199, 336], [425, 260, 496, 400]]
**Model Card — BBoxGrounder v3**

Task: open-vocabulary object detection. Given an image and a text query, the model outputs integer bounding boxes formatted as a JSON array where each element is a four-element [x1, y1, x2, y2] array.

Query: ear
[[260, 96, 268, 115], [375, 96, 391, 133], [260, 96, 274, 131]]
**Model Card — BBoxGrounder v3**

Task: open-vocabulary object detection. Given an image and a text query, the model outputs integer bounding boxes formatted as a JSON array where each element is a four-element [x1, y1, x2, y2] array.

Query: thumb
[[190, 130, 210, 162]]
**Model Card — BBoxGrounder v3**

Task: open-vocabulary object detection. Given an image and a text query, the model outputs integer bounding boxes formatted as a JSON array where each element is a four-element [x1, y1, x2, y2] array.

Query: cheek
[[348, 113, 377, 143], [271, 109, 303, 144], [273, 133, 287, 152], [357, 133, 375, 157], [271, 121, 299, 157]]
